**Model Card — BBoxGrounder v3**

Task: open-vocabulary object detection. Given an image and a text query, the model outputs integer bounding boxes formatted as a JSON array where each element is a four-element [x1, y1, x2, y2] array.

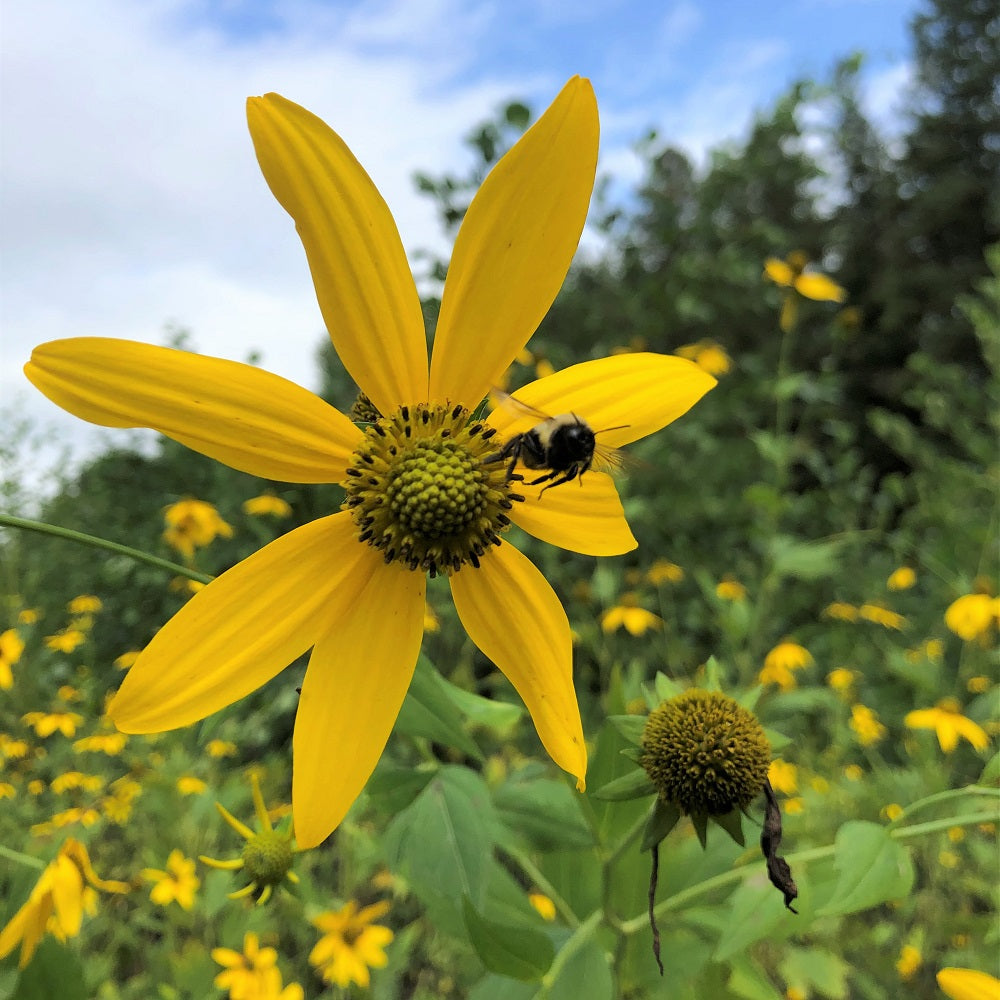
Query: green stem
[[501, 846, 580, 929], [0, 843, 46, 871], [617, 808, 1000, 936], [539, 909, 602, 994], [0, 514, 213, 585], [889, 785, 999, 826]]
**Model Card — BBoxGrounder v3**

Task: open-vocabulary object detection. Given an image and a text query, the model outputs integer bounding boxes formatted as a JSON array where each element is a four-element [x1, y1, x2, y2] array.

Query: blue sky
[[2, 0, 922, 481]]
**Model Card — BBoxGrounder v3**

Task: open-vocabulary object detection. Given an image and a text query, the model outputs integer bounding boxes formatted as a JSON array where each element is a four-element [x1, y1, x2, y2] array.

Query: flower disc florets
[[342, 404, 521, 577], [640, 690, 770, 816], [241, 830, 295, 888]]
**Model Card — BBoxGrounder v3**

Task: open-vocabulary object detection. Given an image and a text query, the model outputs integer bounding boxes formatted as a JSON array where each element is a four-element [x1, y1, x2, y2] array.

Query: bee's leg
[[536, 469, 578, 497]]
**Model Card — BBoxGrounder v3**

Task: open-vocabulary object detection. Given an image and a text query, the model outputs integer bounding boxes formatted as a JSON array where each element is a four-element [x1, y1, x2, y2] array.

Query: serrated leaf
[[395, 657, 483, 760], [593, 765, 655, 801], [816, 821, 914, 917], [641, 798, 682, 851], [608, 715, 646, 746], [462, 897, 554, 981], [494, 778, 594, 851]]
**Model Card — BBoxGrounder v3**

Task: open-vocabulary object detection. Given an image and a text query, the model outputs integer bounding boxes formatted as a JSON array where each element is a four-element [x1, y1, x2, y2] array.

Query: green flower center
[[241, 830, 295, 887], [342, 404, 521, 577], [640, 689, 771, 816]]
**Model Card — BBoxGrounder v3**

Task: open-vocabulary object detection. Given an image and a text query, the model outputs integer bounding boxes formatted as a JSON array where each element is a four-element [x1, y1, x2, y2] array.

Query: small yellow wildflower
[[826, 667, 856, 693], [310, 900, 394, 989], [810, 776, 830, 794], [843, 764, 863, 781], [515, 347, 534, 366], [528, 892, 557, 922], [785, 988, 808, 1000], [28, 781, 46, 797], [51, 772, 104, 794], [716, 576, 747, 602], [200, 771, 300, 904], [646, 559, 684, 585], [939, 850, 960, 869], [2, 735, 30, 759], [904, 700, 990, 753], [212, 931, 281, 998], [764, 252, 847, 332], [206, 738, 237, 758], [74, 732, 128, 755], [18, 608, 40, 624], [784, 797, 805, 815], [0, 629, 25, 690], [887, 567, 916, 591], [674, 339, 732, 376], [937, 967, 1000, 1000], [601, 598, 663, 636], [0, 838, 128, 968], [114, 649, 142, 670], [896, 944, 922, 980], [882, 803, 904, 821], [176, 775, 207, 795], [67, 595, 102, 615], [534, 357, 555, 379], [948, 826, 966, 843], [945, 594, 1000, 642], [0, 783, 15, 799], [768, 759, 798, 795], [859, 603, 907, 630], [823, 601, 858, 622], [243, 493, 293, 518], [163, 498, 234, 559], [850, 704, 886, 746], [58, 685, 81, 703], [22, 711, 85, 738], [423, 602, 440, 633], [44, 628, 86, 653], [759, 641, 813, 691], [968, 676, 991, 694], [141, 849, 200, 910]]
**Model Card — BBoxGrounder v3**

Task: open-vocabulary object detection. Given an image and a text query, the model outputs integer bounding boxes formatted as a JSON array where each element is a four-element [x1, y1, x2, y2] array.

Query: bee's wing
[[489, 387, 553, 422], [591, 442, 643, 476]]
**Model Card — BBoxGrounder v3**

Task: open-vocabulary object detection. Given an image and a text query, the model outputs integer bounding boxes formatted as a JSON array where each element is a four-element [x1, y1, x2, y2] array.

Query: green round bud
[[241, 830, 295, 887], [640, 689, 770, 816]]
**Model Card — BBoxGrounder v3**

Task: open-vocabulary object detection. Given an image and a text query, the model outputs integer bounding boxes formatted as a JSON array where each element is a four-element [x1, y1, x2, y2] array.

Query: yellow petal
[[511, 472, 636, 555], [109, 513, 363, 732], [764, 258, 794, 286], [25, 339, 360, 483], [487, 353, 715, 449], [450, 543, 586, 788], [937, 968, 1000, 1000], [248, 94, 427, 414], [794, 272, 847, 303], [50, 856, 85, 938], [428, 77, 598, 408], [292, 557, 425, 848]]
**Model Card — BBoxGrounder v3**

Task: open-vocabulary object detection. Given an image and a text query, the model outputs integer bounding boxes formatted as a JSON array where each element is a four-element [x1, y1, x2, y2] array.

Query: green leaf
[[769, 535, 846, 582], [816, 821, 915, 917], [461, 897, 554, 981], [640, 798, 682, 851], [726, 956, 784, 999], [469, 975, 537, 1000], [395, 656, 483, 760], [383, 766, 496, 934], [763, 728, 793, 752], [710, 809, 746, 847], [592, 768, 655, 802], [778, 946, 850, 999], [608, 715, 646, 746], [703, 656, 723, 691], [444, 682, 524, 733], [654, 672, 684, 702], [494, 778, 594, 851], [714, 880, 797, 961], [980, 751, 1000, 784], [545, 936, 615, 1000], [11, 938, 88, 1000]]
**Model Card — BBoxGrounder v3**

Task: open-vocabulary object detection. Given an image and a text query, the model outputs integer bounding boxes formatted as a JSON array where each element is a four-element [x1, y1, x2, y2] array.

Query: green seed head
[[241, 830, 295, 887], [640, 689, 771, 816]]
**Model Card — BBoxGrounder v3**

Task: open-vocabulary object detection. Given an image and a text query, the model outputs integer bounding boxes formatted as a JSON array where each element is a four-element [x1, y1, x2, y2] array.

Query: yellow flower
[[163, 498, 234, 559], [22, 711, 85, 738], [646, 559, 684, 586], [528, 892, 557, 921], [945, 594, 1000, 642], [534, 357, 556, 379], [850, 704, 886, 746], [114, 649, 142, 670], [937, 968, 1000, 1000], [784, 797, 805, 815], [716, 576, 747, 602], [887, 567, 916, 591], [422, 602, 440, 633], [1, 736, 30, 759], [600, 598, 663, 636], [759, 641, 813, 691], [25, 78, 715, 849], [207, 738, 237, 758], [0, 783, 15, 799], [310, 900, 394, 989], [18, 608, 40, 625], [823, 601, 858, 622], [141, 849, 200, 910], [826, 667, 856, 693], [768, 759, 798, 795], [0, 629, 24, 689], [177, 775, 207, 795], [243, 493, 293, 518], [212, 931, 285, 999], [67, 595, 102, 614], [882, 802, 904, 821], [968, 676, 991, 694], [904, 700, 990, 753], [896, 944, 922, 980], [673, 339, 732, 376], [74, 732, 128, 755], [859, 603, 907, 630], [843, 764, 863, 781], [764, 252, 847, 332], [44, 628, 86, 653], [51, 771, 104, 794], [200, 771, 300, 904], [0, 838, 128, 968]]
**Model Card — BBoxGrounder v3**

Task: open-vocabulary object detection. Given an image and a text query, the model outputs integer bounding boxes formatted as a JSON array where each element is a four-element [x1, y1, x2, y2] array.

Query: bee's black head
[[549, 419, 596, 466]]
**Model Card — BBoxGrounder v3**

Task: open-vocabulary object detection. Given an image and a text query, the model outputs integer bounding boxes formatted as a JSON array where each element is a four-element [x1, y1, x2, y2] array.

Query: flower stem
[[0, 514, 213, 585], [0, 842, 46, 871], [500, 845, 580, 929]]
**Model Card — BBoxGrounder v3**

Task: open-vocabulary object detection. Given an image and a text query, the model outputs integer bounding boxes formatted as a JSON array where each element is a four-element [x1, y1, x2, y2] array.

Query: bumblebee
[[487, 391, 628, 496]]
